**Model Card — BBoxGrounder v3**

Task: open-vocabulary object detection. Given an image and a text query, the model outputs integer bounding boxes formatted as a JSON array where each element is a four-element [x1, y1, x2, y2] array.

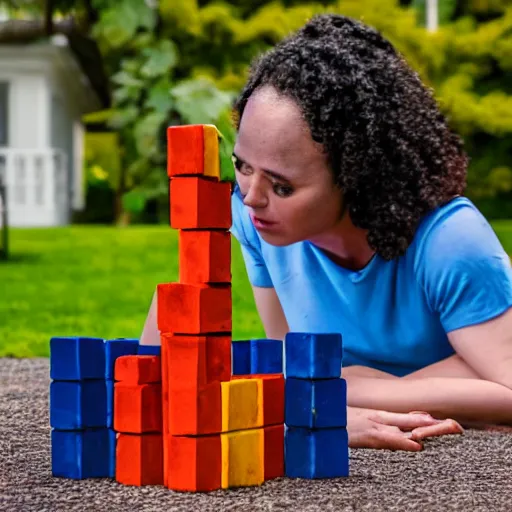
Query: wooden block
[[50, 337, 105, 381], [167, 125, 205, 178], [162, 334, 231, 391], [264, 424, 284, 480], [285, 332, 342, 379], [179, 230, 231, 284], [113, 383, 162, 434], [104, 338, 139, 380], [232, 339, 283, 375], [51, 428, 116, 479], [116, 433, 163, 486], [285, 378, 347, 428], [114, 355, 161, 384], [137, 345, 160, 356], [50, 381, 108, 429], [169, 177, 231, 229], [203, 124, 220, 180], [157, 283, 231, 334], [231, 341, 250, 375], [161, 335, 170, 486], [221, 379, 262, 432], [233, 374, 284, 426], [285, 427, 349, 478], [221, 428, 264, 489], [167, 434, 222, 492], [169, 382, 222, 435]]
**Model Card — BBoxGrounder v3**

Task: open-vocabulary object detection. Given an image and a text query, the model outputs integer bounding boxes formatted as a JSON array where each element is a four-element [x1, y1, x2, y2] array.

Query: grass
[[0, 226, 265, 357], [1, 221, 512, 358]]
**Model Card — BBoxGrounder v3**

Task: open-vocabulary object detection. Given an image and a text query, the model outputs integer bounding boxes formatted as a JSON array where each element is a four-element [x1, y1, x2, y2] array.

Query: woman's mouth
[[250, 214, 277, 231]]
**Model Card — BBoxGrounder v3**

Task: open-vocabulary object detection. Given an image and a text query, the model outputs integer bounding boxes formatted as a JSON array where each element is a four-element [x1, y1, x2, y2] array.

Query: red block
[[168, 381, 222, 435], [161, 336, 170, 486], [114, 355, 161, 384], [264, 424, 284, 480], [169, 177, 231, 229], [114, 383, 162, 434], [167, 434, 221, 492], [179, 230, 231, 284], [162, 334, 231, 391], [116, 433, 163, 486], [233, 374, 284, 426], [167, 125, 204, 177], [157, 283, 231, 334]]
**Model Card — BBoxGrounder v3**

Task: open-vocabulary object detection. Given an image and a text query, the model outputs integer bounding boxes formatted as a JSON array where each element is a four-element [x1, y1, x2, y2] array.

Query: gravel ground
[[1, 357, 512, 512]]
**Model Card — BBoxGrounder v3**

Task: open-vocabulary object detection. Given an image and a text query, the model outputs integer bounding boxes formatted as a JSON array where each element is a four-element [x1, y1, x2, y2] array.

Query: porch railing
[[0, 148, 68, 227]]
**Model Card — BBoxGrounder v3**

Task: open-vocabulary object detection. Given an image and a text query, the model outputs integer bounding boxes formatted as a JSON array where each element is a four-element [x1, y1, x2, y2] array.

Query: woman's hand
[[348, 407, 464, 451]]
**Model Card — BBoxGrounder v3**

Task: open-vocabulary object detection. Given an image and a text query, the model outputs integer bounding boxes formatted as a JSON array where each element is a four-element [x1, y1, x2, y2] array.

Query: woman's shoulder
[[412, 195, 510, 273]]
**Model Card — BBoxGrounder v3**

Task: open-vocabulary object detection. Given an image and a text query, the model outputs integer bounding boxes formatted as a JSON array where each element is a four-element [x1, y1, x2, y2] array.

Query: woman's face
[[233, 86, 344, 247]]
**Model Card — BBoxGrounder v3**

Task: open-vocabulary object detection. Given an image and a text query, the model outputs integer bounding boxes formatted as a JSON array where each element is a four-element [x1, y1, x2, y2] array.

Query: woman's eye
[[233, 156, 252, 176], [273, 183, 294, 198]]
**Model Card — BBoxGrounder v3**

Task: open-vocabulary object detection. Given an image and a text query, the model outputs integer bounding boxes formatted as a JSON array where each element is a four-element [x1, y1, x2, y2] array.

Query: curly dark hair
[[233, 14, 468, 260]]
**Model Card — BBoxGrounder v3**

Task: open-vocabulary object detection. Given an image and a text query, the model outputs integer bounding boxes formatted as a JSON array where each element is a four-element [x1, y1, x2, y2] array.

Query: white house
[[0, 34, 106, 227]]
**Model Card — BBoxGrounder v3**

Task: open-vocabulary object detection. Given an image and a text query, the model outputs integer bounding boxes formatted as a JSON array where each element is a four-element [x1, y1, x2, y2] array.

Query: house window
[[0, 82, 8, 147]]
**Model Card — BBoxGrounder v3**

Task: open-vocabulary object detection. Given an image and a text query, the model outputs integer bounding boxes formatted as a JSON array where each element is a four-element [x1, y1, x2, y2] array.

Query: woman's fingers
[[410, 419, 464, 440], [372, 410, 441, 429]]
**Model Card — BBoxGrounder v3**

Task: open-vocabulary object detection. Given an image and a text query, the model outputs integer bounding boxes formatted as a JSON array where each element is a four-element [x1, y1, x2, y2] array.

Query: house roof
[[0, 18, 110, 109]]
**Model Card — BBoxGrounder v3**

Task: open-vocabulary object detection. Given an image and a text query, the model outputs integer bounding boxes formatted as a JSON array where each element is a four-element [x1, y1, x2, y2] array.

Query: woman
[[230, 14, 512, 451]]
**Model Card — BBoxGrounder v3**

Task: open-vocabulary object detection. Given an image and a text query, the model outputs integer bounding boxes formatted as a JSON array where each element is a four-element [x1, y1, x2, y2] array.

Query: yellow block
[[221, 379, 262, 432], [221, 428, 264, 489], [203, 125, 220, 180]]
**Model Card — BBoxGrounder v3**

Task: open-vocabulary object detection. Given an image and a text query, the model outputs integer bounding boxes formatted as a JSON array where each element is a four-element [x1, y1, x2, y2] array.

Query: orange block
[[157, 283, 231, 334], [114, 383, 162, 434], [116, 433, 163, 486], [179, 230, 231, 284], [169, 177, 231, 229], [232, 374, 285, 426], [167, 434, 222, 492], [162, 334, 231, 391], [167, 125, 204, 178], [161, 337, 170, 487], [168, 382, 222, 435], [264, 424, 284, 481], [114, 355, 161, 384]]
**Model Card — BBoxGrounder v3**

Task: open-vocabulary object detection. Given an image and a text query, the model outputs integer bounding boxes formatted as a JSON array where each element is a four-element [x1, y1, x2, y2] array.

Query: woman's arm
[[346, 374, 512, 426], [252, 285, 289, 340]]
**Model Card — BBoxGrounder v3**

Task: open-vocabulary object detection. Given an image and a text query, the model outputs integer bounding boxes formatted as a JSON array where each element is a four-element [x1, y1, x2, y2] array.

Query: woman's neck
[[308, 214, 375, 271]]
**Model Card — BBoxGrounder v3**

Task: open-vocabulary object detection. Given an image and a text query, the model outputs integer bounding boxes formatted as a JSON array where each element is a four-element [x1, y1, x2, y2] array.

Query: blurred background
[[0, 0, 511, 357]]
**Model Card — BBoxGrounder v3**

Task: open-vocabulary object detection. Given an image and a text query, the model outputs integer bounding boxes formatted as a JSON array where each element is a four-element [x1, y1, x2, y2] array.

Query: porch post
[[0, 174, 8, 260]]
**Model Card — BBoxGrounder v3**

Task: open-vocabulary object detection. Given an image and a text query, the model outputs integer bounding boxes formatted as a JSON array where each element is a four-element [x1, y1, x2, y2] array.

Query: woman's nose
[[243, 176, 268, 209]]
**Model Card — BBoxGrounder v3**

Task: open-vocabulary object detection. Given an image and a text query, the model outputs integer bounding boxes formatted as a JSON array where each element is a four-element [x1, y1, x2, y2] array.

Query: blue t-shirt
[[230, 187, 512, 377]]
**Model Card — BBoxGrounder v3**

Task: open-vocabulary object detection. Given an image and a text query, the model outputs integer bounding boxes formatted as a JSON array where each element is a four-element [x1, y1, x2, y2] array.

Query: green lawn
[[0, 226, 265, 357], [2, 221, 512, 358]]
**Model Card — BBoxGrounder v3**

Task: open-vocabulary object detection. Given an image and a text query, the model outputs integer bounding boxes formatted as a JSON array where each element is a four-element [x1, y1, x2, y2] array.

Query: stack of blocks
[[50, 337, 139, 478], [159, 124, 285, 490], [48, 123, 349, 490], [284, 333, 349, 478]]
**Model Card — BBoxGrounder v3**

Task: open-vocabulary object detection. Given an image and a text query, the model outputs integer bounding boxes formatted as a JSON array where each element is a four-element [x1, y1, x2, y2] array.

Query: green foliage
[[78, 0, 512, 219]]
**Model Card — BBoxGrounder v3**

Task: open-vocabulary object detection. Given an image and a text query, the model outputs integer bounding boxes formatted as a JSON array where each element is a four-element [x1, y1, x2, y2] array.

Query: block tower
[[49, 337, 139, 478], [284, 333, 349, 478], [159, 124, 285, 491]]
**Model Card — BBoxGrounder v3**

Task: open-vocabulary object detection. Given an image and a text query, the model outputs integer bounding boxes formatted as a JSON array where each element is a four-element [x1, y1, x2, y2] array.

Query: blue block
[[285, 333, 342, 379], [105, 338, 139, 380], [50, 337, 106, 381], [251, 339, 283, 374], [106, 380, 114, 428], [232, 340, 251, 375], [137, 345, 161, 356], [50, 381, 108, 429], [285, 378, 347, 428], [51, 428, 116, 479], [285, 427, 349, 478]]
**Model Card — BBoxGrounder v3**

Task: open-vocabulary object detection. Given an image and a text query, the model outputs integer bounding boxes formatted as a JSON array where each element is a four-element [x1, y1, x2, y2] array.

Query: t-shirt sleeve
[[230, 185, 273, 288], [418, 204, 512, 333]]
